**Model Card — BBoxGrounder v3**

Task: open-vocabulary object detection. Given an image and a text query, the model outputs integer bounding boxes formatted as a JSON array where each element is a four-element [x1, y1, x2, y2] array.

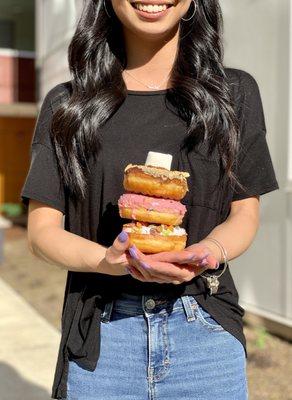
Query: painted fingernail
[[118, 231, 128, 243], [140, 261, 151, 270], [200, 259, 209, 266], [129, 246, 138, 260], [214, 261, 220, 269]]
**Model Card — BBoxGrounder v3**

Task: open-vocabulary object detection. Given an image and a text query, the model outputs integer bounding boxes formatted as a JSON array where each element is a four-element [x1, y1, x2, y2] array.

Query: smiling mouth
[[130, 2, 174, 13]]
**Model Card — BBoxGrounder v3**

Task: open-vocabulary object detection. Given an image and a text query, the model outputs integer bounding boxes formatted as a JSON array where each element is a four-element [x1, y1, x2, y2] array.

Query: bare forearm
[[29, 225, 107, 273], [195, 206, 259, 264]]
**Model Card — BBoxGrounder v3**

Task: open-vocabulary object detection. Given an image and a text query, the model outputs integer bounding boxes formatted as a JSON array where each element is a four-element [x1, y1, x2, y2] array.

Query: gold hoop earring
[[181, 0, 197, 22]]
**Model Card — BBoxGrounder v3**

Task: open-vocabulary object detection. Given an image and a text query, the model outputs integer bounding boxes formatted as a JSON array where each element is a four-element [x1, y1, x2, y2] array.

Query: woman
[[21, 0, 279, 399]]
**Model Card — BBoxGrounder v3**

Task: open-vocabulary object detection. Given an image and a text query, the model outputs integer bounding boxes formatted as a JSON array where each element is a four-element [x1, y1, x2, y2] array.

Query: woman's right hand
[[99, 231, 131, 276]]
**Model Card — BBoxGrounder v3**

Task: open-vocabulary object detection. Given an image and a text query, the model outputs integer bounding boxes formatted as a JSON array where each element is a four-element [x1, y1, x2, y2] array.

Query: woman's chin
[[132, 24, 177, 40], [126, 15, 180, 41]]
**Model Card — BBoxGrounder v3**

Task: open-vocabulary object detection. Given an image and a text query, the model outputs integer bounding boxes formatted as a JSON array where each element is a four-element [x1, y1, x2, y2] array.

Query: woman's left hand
[[126, 244, 219, 285]]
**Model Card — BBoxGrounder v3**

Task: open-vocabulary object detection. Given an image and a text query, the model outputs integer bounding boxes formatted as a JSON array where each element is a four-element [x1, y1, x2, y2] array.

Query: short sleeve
[[230, 70, 280, 201], [20, 84, 69, 214]]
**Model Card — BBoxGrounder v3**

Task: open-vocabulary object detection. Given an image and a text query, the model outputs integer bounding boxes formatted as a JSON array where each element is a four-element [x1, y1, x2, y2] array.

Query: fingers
[[126, 260, 168, 284], [148, 247, 211, 265], [126, 247, 197, 284], [126, 244, 220, 285], [126, 247, 173, 283], [127, 261, 184, 284], [185, 243, 220, 269], [110, 231, 131, 257], [184, 264, 208, 276], [127, 246, 173, 278], [127, 246, 153, 281], [128, 259, 180, 282], [127, 259, 207, 285], [128, 244, 147, 261], [125, 265, 146, 281], [202, 254, 220, 269]]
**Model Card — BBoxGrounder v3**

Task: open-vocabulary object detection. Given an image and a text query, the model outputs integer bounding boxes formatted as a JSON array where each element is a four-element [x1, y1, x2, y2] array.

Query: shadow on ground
[[0, 362, 51, 400]]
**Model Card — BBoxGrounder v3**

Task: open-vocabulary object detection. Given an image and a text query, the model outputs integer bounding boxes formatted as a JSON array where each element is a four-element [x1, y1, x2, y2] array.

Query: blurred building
[[34, 0, 292, 336], [0, 0, 36, 206]]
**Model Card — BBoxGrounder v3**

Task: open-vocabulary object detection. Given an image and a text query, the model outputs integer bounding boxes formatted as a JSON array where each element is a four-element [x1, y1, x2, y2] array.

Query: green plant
[[254, 326, 269, 350], [0, 203, 23, 217]]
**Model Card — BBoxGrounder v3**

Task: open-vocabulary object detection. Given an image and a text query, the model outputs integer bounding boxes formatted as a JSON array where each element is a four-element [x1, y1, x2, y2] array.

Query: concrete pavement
[[0, 278, 61, 400]]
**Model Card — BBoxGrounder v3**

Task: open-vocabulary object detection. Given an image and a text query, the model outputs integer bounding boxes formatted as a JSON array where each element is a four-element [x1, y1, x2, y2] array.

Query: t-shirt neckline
[[126, 88, 170, 95]]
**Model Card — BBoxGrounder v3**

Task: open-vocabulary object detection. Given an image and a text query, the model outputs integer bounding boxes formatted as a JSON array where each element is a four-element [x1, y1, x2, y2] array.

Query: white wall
[[289, 1, 292, 185], [35, 0, 80, 98], [221, 0, 291, 324]]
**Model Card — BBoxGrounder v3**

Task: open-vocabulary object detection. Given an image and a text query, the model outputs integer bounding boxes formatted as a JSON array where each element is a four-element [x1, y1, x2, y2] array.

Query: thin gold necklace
[[123, 69, 171, 90]]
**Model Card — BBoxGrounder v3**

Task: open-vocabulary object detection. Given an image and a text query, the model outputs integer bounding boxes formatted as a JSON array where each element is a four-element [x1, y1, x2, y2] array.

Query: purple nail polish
[[200, 259, 209, 266], [141, 261, 151, 270], [118, 231, 128, 243], [129, 246, 138, 260]]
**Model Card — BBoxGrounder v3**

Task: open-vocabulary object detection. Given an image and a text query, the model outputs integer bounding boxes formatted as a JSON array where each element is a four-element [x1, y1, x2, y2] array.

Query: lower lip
[[132, 5, 173, 21]]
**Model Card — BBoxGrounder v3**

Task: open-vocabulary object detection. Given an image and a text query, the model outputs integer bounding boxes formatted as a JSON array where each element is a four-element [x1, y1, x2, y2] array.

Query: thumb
[[110, 231, 130, 256]]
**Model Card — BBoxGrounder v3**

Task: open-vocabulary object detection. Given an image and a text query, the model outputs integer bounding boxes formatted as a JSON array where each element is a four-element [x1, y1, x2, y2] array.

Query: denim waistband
[[101, 292, 198, 323]]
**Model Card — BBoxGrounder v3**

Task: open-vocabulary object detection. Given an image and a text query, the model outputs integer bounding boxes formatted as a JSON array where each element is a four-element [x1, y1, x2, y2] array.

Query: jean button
[[145, 299, 156, 310]]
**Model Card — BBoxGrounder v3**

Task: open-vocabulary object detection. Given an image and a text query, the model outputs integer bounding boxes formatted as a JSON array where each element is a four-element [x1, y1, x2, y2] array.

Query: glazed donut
[[123, 164, 190, 201], [118, 193, 187, 226], [123, 222, 187, 254]]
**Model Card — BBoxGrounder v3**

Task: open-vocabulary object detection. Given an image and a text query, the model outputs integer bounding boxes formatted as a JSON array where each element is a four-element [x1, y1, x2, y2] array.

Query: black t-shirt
[[20, 68, 279, 399]]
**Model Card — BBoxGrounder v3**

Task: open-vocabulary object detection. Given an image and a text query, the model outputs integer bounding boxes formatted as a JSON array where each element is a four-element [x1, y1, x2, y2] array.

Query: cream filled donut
[[123, 222, 187, 253], [118, 193, 187, 225], [123, 164, 190, 201]]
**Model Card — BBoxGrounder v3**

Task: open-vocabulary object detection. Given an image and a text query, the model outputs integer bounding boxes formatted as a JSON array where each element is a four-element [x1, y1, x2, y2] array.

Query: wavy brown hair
[[51, 0, 243, 203]]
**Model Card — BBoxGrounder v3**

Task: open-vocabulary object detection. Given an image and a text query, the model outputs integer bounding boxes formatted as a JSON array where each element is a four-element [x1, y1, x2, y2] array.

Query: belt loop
[[181, 295, 197, 322], [101, 300, 114, 323]]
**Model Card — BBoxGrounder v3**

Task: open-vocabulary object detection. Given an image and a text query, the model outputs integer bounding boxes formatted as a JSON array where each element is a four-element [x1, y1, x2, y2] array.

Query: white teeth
[[134, 3, 168, 12]]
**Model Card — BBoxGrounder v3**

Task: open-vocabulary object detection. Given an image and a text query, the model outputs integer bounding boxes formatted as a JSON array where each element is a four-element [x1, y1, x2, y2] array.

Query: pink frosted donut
[[118, 193, 186, 226]]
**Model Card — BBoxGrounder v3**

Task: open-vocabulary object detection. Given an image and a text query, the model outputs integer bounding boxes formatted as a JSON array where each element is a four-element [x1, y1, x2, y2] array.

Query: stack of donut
[[118, 158, 190, 253]]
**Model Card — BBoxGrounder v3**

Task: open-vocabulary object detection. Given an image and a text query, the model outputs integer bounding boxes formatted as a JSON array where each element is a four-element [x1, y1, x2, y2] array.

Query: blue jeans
[[66, 292, 248, 400]]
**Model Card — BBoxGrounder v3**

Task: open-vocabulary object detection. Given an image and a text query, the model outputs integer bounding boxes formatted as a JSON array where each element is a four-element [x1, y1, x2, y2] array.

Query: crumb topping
[[123, 222, 186, 236], [124, 164, 190, 181]]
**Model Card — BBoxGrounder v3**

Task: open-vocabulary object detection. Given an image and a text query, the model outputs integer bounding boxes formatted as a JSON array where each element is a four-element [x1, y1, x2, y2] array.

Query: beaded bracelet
[[200, 237, 228, 295]]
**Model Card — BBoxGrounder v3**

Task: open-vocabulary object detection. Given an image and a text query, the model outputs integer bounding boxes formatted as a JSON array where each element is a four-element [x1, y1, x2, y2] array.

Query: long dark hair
[[51, 0, 243, 203]]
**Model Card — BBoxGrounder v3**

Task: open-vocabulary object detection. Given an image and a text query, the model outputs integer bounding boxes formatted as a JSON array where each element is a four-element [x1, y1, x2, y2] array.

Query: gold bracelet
[[200, 237, 228, 295]]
